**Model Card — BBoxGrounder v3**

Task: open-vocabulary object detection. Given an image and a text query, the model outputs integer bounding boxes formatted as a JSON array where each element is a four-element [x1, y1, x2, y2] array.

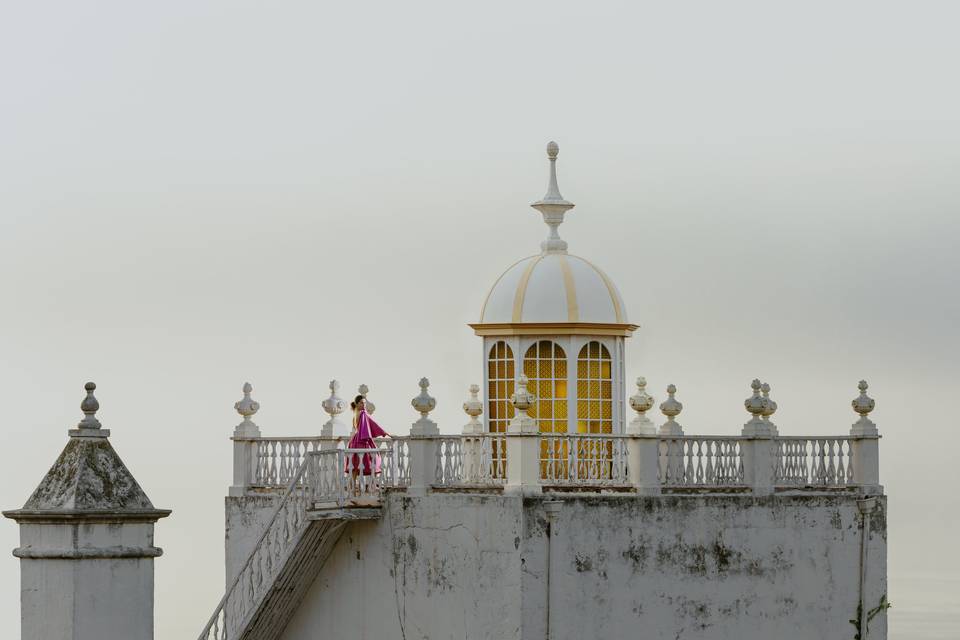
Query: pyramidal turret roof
[[4, 383, 169, 521]]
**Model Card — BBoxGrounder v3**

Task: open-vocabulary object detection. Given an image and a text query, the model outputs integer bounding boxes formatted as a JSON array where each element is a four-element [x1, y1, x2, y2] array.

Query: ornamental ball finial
[[511, 375, 537, 413], [321, 379, 345, 419], [660, 384, 682, 419], [744, 378, 765, 418], [760, 382, 777, 420], [78, 381, 101, 429], [658, 383, 684, 436], [357, 383, 376, 414], [852, 380, 875, 418], [546, 141, 559, 159], [234, 381, 260, 425], [463, 384, 483, 419], [411, 377, 437, 418], [629, 377, 654, 415]]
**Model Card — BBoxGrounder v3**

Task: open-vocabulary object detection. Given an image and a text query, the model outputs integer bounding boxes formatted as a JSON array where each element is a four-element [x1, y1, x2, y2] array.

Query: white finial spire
[[531, 141, 575, 254]]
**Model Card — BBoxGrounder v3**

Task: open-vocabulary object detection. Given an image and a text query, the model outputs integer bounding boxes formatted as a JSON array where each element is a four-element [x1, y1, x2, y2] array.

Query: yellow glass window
[[522, 340, 568, 434], [487, 342, 515, 434], [576, 341, 613, 434]]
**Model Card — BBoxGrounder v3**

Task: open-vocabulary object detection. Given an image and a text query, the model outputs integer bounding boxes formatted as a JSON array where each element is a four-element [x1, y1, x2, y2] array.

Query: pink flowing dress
[[346, 409, 388, 475]]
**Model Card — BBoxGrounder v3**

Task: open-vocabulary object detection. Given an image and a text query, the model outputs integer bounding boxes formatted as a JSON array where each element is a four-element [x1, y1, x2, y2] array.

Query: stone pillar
[[230, 382, 261, 497], [462, 384, 485, 481], [850, 380, 881, 494], [406, 378, 439, 496], [741, 379, 777, 495], [505, 375, 541, 495], [626, 377, 660, 495], [3, 382, 171, 640]]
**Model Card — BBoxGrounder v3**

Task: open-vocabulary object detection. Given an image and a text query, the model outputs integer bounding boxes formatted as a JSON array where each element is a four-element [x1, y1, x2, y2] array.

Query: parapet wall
[[228, 492, 887, 640]]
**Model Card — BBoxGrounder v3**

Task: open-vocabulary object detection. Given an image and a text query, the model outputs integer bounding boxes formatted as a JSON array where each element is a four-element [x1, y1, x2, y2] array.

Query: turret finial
[[531, 141, 575, 254], [78, 381, 101, 429]]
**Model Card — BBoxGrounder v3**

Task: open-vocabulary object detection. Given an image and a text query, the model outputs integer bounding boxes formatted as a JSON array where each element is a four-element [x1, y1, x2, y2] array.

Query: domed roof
[[480, 253, 627, 324], [471, 142, 636, 336]]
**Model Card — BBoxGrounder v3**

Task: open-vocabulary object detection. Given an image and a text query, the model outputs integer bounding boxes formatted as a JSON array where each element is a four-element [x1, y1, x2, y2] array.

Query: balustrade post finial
[[850, 380, 878, 437], [742, 379, 775, 437], [849, 380, 881, 491], [230, 382, 261, 495], [658, 384, 684, 436], [627, 377, 656, 435], [357, 384, 376, 415], [410, 377, 438, 435], [510, 375, 537, 421], [462, 384, 484, 434], [234, 382, 260, 428], [760, 382, 779, 435], [321, 379, 348, 438], [505, 374, 541, 494]]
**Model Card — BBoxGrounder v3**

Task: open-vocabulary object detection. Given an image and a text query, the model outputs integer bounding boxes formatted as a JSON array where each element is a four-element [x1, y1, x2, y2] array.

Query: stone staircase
[[199, 450, 391, 640]]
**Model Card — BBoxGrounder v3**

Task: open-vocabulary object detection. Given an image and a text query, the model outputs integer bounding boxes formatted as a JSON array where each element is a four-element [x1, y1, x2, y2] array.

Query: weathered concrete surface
[[16, 521, 158, 640], [523, 494, 887, 640], [225, 493, 281, 586], [22, 437, 156, 511], [225, 492, 886, 640]]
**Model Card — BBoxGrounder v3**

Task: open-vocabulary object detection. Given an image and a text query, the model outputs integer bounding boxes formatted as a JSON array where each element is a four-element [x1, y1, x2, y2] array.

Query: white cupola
[[470, 143, 637, 437]]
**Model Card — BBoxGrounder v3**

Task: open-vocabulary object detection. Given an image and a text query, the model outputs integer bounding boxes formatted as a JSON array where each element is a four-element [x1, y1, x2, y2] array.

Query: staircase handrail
[[198, 456, 314, 640]]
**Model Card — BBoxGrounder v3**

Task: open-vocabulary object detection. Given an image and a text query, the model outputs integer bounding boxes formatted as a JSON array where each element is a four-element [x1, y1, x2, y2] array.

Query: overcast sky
[[1, 2, 958, 638]]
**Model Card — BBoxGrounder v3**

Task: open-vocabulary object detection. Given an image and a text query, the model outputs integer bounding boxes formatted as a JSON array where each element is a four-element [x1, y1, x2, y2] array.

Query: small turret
[[4, 382, 170, 640]]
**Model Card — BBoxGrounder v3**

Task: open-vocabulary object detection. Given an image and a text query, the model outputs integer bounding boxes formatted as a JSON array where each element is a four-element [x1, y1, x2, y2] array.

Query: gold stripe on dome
[[511, 255, 544, 322], [557, 255, 580, 322], [469, 322, 638, 337], [479, 255, 538, 323], [570, 255, 625, 324]]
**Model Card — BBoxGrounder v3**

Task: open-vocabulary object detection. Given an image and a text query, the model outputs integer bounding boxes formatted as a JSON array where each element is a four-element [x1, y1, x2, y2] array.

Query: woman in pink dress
[[346, 395, 392, 494]]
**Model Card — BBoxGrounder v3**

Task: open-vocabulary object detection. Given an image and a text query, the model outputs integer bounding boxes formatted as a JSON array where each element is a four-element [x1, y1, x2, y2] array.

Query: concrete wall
[[224, 493, 280, 586], [17, 522, 157, 640], [521, 494, 887, 640], [225, 492, 887, 640]]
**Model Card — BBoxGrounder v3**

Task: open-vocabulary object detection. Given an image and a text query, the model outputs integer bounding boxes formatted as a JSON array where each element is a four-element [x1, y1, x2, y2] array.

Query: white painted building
[[6, 143, 888, 640]]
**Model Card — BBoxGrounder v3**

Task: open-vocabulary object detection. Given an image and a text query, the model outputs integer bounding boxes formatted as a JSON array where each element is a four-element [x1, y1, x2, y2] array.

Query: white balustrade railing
[[658, 437, 746, 488], [434, 435, 507, 486], [539, 434, 629, 485], [253, 437, 326, 487], [309, 447, 398, 506], [236, 434, 870, 494], [774, 437, 855, 487], [246, 436, 405, 488]]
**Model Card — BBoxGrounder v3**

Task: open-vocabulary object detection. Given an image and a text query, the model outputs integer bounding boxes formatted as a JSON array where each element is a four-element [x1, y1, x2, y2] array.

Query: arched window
[[523, 340, 568, 433], [577, 341, 612, 434], [487, 341, 515, 434]]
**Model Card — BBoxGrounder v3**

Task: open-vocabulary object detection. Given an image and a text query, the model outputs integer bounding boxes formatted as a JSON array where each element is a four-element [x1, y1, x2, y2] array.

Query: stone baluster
[[626, 377, 660, 495], [407, 378, 439, 496], [230, 382, 262, 497], [505, 375, 541, 494], [462, 385, 485, 481], [320, 379, 348, 447], [658, 384, 684, 436], [740, 379, 775, 495], [850, 380, 881, 493]]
